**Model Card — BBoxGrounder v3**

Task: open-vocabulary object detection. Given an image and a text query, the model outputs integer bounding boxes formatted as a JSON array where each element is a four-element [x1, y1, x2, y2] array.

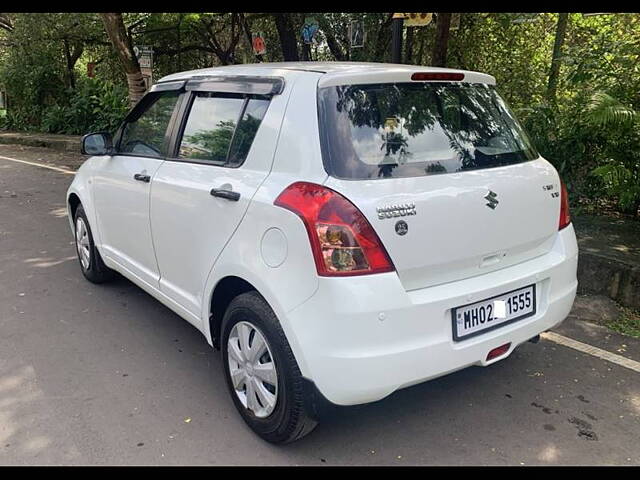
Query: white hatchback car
[[67, 62, 578, 443]]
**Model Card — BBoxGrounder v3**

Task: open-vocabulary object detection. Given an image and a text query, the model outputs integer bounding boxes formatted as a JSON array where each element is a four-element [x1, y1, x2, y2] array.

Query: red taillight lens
[[559, 179, 571, 230], [274, 182, 395, 276], [411, 72, 464, 81]]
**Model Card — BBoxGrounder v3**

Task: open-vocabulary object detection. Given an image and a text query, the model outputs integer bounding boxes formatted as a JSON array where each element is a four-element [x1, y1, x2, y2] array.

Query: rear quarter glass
[[317, 82, 539, 180]]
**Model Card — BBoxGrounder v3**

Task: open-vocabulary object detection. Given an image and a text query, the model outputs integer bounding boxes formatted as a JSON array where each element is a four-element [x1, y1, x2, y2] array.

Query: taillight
[[559, 179, 571, 230], [274, 182, 395, 276]]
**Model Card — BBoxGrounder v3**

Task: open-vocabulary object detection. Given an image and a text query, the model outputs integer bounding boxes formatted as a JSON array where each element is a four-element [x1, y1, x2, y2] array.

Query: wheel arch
[[68, 192, 81, 219], [208, 275, 258, 349]]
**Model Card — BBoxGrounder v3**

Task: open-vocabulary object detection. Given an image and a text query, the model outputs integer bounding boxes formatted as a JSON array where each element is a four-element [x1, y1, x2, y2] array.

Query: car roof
[[157, 61, 496, 87]]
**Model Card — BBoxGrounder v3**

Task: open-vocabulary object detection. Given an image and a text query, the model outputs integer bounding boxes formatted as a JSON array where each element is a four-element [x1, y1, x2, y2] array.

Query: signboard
[[349, 20, 364, 48], [252, 33, 266, 56], [393, 13, 433, 27], [405, 13, 433, 27], [134, 46, 154, 88], [134, 45, 154, 68], [302, 17, 320, 44]]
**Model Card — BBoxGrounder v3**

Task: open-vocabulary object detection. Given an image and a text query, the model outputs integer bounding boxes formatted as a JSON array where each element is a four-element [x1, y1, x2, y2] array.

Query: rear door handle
[[210, 188, 240, 202], [134, 173, 151, 183]]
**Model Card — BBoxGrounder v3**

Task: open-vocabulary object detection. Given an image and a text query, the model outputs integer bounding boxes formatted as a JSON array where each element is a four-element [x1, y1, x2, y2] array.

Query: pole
[[391, 17, 403, 63]]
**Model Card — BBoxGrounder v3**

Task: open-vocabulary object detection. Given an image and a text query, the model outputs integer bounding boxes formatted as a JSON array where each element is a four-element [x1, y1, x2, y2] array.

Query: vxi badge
[[484, 190, 499, 210], [376, 203, 416, 220]]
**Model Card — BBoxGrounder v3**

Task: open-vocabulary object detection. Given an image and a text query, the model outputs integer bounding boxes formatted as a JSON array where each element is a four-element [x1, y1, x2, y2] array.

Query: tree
[[192, 13, 243, 65], [100, 13, 146, 107], [432, 13, 452, 67], [273, 13, 299, 61], [317, 14, 347, 61], [546, 13, 569, 105], [404, 26, 415, 64]]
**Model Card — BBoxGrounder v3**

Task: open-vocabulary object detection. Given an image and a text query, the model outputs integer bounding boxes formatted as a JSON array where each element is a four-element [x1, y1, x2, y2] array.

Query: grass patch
[[605, 304, 640, 338]]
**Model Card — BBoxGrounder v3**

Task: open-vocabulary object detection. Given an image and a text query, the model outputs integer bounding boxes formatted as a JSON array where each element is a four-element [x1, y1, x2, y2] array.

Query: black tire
[[221, 291, 318, 443], [73, 204, 115, 284]]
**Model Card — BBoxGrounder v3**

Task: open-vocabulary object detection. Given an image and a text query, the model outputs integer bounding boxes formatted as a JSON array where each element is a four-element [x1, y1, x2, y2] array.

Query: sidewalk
[[0, 130, 638, 309]]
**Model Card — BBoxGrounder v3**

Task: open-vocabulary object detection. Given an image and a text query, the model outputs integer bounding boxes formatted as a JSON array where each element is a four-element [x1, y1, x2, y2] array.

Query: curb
[[578, 251, 639, 309], [0, 132, 81, 153]]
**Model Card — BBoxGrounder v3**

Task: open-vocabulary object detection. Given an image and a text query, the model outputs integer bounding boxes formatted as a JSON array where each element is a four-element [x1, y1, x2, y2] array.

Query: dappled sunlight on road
[[0, 365, 49, 457], [537, 443, 560, 463], [49, 207, 68, 218], [630, 391, 640, 415], [0, 364, 82, 463], [23, 256, 76, 268]]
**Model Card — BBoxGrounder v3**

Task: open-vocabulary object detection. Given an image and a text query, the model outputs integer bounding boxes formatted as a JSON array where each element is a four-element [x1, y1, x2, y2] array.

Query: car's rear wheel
[[74, 205, 115, 284], [221, 291, 317, 443]]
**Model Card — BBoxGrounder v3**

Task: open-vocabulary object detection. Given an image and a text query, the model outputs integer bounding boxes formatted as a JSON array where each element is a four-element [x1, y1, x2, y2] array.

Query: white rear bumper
[[285, 224, 578, 406]]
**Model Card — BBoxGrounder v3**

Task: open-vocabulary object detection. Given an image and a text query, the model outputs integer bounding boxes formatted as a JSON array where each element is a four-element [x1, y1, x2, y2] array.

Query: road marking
[[0, 154, 76, 175], [542, 331, 640, 373]]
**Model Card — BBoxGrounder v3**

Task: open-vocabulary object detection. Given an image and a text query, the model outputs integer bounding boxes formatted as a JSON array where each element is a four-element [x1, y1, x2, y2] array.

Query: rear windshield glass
[[318, 82, 538, 180]]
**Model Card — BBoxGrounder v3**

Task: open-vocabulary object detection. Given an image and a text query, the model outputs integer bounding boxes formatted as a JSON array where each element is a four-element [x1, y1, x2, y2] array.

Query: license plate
[[452, 284, 536, 342]]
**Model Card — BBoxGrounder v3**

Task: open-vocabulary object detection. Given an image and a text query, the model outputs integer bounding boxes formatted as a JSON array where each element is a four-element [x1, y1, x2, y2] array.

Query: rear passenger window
[[178, 93, 269, 166], [227, 98, 270, 166]]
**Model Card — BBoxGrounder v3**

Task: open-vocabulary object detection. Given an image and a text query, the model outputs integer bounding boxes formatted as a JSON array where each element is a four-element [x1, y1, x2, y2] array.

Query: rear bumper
[[285, 224, 578, 406]]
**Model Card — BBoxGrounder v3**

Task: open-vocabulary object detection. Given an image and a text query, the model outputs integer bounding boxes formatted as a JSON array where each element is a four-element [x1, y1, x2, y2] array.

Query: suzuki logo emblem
[[485, 190, 499, 209]]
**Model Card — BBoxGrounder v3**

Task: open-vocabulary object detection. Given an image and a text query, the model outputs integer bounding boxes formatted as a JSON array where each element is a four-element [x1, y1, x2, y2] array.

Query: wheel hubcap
[[227, 321, 278, 418], [75, 217, 91, 270]]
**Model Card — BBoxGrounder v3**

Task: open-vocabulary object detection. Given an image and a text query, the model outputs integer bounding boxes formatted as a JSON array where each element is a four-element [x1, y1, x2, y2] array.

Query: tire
[[221, 291, 318, 443], [73, 204, 115, 284]]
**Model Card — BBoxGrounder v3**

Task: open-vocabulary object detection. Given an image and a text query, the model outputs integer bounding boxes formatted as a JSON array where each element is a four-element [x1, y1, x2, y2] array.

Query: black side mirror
[[81, 132, 113, 156]]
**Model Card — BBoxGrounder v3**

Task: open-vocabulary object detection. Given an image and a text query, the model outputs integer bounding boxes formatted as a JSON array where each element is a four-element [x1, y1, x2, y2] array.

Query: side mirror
[[81, 132, 113, 156]]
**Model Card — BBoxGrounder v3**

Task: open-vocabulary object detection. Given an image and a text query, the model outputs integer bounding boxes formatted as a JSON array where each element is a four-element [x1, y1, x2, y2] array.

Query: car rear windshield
[[318, 82, 538, 180]]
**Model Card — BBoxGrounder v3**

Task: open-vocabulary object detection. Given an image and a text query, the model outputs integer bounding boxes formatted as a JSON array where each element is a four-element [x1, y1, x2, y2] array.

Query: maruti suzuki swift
[[67, 62, 578, 443]]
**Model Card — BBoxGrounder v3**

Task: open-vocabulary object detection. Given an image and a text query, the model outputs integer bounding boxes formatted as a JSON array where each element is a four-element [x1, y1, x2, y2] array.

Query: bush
[[520, 90, 640, 217], [39, 77, 129, 135]]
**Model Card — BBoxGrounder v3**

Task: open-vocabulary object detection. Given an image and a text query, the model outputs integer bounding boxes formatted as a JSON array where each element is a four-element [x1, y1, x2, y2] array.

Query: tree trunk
[[62, 39, 76, 89], [301, 42, 312, 61], [62, 40, 84, 90], [546, 13, 569, 105], [431, 13, 452, 67], [374, 14, 394, 61], [391, 17, 403, 63], [404, 26, 414, 64], [416, 31, 425, 65], [100, 12, 146, 108], [273, 13, 299, 61]]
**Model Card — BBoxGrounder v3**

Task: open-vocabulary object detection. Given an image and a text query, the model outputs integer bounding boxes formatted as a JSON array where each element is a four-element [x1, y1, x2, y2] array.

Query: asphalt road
[[1, 147, 639, 465]]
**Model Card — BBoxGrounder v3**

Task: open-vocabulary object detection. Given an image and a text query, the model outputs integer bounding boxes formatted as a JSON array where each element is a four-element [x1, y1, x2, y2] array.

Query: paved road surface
[[0, 148, 639, 465]]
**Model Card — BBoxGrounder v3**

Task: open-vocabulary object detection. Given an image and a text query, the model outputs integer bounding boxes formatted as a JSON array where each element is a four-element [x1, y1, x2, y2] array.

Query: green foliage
[[0, 12, 638, 216], [586, 92, 637, 129], [40, 77, 129, 134], [592, 162, 640, 213], [584, 92, 640, 215], [0, 13, 128, 135]]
